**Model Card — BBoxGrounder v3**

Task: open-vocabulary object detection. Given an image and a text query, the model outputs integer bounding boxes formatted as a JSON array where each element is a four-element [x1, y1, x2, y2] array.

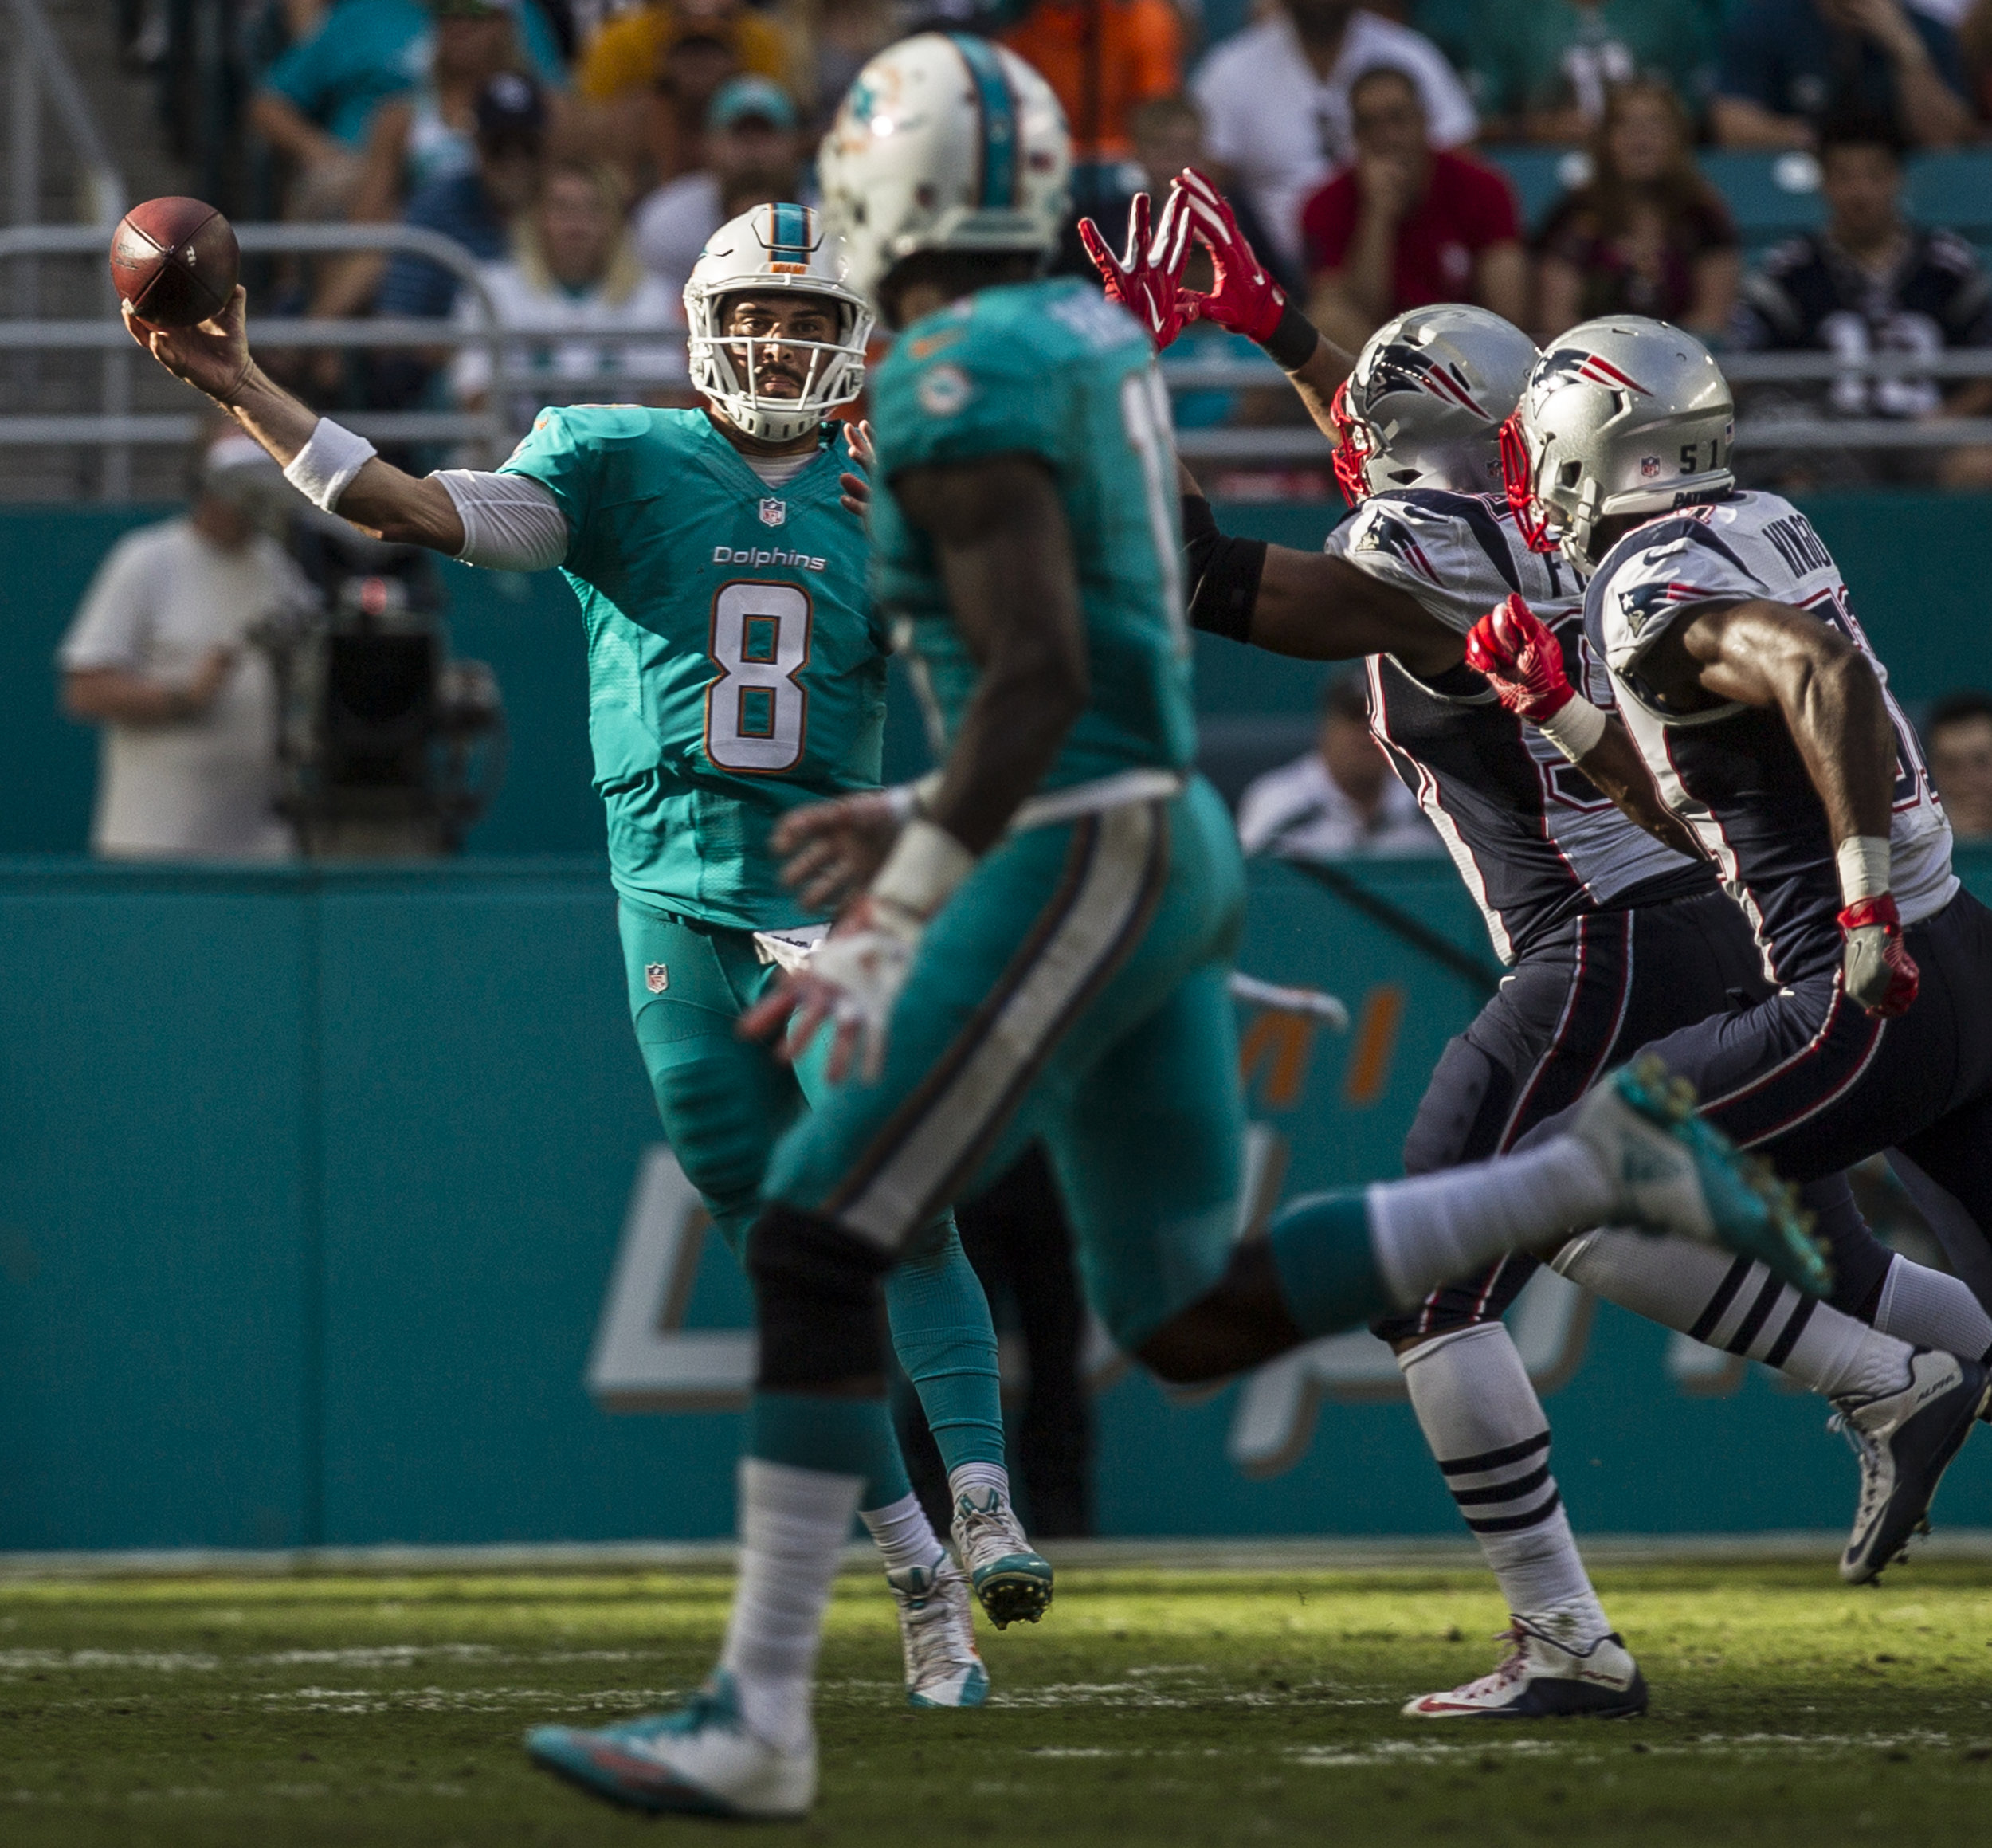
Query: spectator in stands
[[1459, 0, 1718, 143], [1712, 0, 1974, 149], [1300, 65, 1525, 356], [1927, 692, 1992, 842], [629, 28, 752, 189], [1964, 0, 1992, 117], [59, 430, 316, 862], [1192, 1, 1476, 277], [1730, 108, 1992, 486], [635, 77, 803, 309], [1003, 0, 1182, 162], [451, 159, 686, 426], [791, 0, 898, 133], [1237, 672, 1440, 861], [577, 0, 789, 107], [253, 0, 566, 219], [1535, 79, 1739, 343]]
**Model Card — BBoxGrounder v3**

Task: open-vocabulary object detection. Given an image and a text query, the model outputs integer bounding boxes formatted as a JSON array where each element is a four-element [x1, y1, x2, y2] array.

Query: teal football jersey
[[500, 406, 885, 929], [869, 277, 1198, 791]]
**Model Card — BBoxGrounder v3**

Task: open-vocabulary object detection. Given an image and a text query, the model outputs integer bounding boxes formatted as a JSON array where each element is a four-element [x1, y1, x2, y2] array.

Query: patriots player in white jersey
[[1476, 315, 1992, 1574], [1085, 182, 1992, 1705]]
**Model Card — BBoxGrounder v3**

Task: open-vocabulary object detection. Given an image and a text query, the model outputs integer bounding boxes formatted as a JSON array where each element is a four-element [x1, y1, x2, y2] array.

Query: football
[[108, 196, 239, 328]]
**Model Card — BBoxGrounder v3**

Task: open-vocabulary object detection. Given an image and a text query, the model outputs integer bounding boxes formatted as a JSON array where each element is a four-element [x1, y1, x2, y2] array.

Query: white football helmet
[[1330, 305, 1540, 504], [684, 202, 873, 444], [817, 33, 1071, 312], [1502, 316, 1735, 571]]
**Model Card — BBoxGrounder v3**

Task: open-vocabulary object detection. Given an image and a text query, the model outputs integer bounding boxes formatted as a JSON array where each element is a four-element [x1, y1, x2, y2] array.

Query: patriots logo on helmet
[[1540, 347, 1652, 396], [1365, 343, 1485, 415], [1355, 512, 1441, 584]]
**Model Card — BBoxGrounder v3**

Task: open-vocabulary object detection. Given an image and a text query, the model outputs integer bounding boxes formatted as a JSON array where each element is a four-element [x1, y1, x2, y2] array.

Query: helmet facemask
[[1500, 410, 1562, 555], [1329, 378, 1377, 505], [688, 287, 871, 445]]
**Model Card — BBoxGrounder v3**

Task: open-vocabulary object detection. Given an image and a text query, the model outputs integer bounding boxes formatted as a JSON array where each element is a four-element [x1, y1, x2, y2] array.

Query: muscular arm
[[1572, 717, 1705, 860], [1645, 598, 1896, 846], [891, 453, 1089, 855]]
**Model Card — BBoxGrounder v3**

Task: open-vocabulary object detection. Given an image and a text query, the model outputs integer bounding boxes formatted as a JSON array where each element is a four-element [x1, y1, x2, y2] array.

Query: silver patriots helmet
[[1330, 304, 1540, 504], [1502, 316, 1735, 571]]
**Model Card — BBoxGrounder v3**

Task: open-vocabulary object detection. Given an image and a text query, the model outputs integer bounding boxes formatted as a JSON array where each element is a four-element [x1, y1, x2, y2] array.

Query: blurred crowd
[[136, 0, 1988, 472]]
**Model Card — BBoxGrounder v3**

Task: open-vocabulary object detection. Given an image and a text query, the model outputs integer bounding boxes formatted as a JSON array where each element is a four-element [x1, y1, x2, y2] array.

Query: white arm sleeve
[[433, 469, 571, 572]]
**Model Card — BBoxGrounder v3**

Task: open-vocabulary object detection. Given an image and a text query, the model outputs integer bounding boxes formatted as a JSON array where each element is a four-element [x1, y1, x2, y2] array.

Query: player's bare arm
[[1562, 720, 1704, 861], [124, 285, 466, 551], [887, 453, 1089, 855], [1645, 598, 1897, 850]]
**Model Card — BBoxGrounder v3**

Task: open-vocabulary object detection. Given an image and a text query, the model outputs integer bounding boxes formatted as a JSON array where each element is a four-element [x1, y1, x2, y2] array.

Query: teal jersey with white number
[[500, 406, 884, 930], [869, 277, 1198, 791]]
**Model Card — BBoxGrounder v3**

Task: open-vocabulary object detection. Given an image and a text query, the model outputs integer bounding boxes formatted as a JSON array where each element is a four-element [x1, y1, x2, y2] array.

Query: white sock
[[859, 1491, 943, 1575], [1873, 1254, 1992, 1361], [947, 1461, 1010, 1510], [718, 1458, 864, 1754], [1367, 1138, 1611, 1308], [1398, 1324, 1611, 1641], [1554, 1230, 1912, 1403]]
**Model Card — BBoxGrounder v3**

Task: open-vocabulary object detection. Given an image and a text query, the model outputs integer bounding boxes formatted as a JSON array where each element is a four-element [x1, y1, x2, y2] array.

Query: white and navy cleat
[[951, 1486, 1054, 1628], [1403, 1618, 1649, 1720], [1833, 1348, 1990, 1584], [524, 1670, 814, 1819], [889, 1552, 990, 1709]]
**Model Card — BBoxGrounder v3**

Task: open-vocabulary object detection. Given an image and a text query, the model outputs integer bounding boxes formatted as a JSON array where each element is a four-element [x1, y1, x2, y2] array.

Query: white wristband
[[884, 771, 944, 825], [1535, 693, 1608, 763], [871, 817, 975, 924], [283, 416, 378, 512], [1836, 834, 1892, 907]]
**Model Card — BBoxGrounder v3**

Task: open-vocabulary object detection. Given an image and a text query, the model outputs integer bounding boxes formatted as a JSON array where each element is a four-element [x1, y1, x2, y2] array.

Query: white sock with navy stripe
[[1554, 1230, 1912, 1403], [1398, 1323, 1611, 1642]]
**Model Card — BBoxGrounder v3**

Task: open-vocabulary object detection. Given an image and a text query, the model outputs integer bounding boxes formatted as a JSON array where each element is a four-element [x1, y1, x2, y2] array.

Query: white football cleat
[[951, 1485, 1054, 1628], [1833, 1348, 1989, 1584], [524, 1670, 814, 1819], [888, 1553, 990, 1708], [1403, 1618, 1649, 1720]]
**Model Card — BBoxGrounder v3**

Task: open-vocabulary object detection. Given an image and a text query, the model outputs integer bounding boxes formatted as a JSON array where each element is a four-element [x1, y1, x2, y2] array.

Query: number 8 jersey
[[1585, 489, 1957, 985], [501, 404, 886, 930]]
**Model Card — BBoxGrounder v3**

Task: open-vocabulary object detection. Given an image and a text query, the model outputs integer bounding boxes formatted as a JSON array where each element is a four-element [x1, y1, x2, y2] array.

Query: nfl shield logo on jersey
[[759, 498, 786, 527], [645, 963, 669, 995]]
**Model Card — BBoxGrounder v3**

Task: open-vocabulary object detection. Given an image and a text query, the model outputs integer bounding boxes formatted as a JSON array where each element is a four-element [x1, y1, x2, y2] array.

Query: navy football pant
[[1375, 887, 1895, 1343]]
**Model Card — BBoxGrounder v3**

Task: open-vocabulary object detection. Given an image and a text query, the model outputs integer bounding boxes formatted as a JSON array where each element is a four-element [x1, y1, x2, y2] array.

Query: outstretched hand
[[1465, 594, 1577, 723], [1077, 188, 1198, 351], [123, 283, 254, 404], [1167, 169, 1290, 346], [838, 418, 875, 518], [773, 787, 904, 914]]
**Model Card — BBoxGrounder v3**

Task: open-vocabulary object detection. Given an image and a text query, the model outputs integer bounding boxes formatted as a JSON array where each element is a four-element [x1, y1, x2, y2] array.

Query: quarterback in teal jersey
[[491, 35, 1825, 1819], [120, 200, 1043, 1713]]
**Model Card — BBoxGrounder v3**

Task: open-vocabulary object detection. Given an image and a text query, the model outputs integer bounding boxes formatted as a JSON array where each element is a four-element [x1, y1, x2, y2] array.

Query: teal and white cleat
[[523, 1671, 814, 1819], [951, 1486, 1054, 1629], [1574, 1055, 1832, 1297], [889, 1553, 990, 1708]]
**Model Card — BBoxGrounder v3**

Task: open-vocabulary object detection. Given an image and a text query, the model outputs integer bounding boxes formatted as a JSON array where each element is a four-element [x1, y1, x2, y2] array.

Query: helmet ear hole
[[1558, 460, 1582, 489]]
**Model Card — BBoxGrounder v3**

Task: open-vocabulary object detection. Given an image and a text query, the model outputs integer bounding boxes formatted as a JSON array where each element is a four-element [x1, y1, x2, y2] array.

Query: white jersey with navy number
[[1326, 489, 1712, 964], [1586, 491, 1957, 984]]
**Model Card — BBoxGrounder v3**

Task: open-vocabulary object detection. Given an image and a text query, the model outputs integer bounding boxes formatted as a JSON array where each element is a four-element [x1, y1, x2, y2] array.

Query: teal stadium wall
[[0, 501, 1988, 1551]]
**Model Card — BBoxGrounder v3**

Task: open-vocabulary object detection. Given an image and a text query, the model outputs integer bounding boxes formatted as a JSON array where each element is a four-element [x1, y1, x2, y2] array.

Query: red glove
[[1838, 893, 1920, 1017], [1077, 188, 1195, 351], [1168, 167, 1288, 345], [1464, 594, 1577, 723]]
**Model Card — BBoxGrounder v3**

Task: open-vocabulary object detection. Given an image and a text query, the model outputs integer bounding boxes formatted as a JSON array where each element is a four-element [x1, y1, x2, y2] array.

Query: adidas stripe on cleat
[[1574, 1055, 1833, 1299], [951, 1487, 1054, 1629], [1833, 1349, 1990, 1585], [524, 1671, 814, 1819]]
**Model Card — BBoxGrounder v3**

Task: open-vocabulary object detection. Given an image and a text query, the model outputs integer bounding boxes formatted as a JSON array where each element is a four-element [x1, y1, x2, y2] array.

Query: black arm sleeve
[[1182, 493, 1267, 643]]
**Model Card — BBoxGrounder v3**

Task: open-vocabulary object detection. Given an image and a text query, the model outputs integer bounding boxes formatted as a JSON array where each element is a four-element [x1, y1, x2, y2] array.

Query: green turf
[[2, 1560, 1991, 1844]]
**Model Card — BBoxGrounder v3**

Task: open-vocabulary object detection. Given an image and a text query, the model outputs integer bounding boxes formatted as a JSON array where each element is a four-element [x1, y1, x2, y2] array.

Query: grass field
[[4, 1557, 1991, 1846]]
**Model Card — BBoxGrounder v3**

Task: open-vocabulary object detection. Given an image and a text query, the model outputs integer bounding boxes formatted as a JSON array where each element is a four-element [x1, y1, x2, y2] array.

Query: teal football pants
[[765, 778, 1251, 1352], [618, 900, 1006, 1501]]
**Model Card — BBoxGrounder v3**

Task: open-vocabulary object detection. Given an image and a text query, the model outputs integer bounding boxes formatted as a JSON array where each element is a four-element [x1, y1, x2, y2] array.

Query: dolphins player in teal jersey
[[495, 37, 1829, 1819], [121, 201, 1045, 1709]]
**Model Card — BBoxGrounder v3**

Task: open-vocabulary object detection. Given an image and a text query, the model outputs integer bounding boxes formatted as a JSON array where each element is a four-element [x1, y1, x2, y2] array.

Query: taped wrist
[[283, 416, 377, 512], [1261, 300, 1321, 372], [1182, 495, 1266, 641], [747, 1205, 897, 1391], [871, 816, 974, 922], [1837, 834, 1892, 907], [1535, 693, 1607, 763]]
